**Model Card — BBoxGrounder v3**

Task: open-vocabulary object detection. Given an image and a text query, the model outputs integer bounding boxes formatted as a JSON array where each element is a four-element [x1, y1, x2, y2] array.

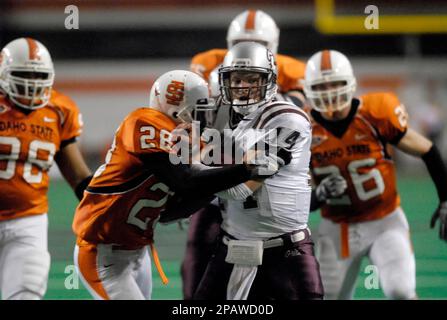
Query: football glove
[[430, 201, 447, 242], [315, 174, 348, 202]]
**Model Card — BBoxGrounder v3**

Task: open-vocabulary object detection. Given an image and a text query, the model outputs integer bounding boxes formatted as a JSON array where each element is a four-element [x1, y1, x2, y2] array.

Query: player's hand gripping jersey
[[73, 108, 176, 248], [0, 90, 82, 220], [310, 92, 409, 223], [191, 49, 306, 93], [73, 106, 254, 248]]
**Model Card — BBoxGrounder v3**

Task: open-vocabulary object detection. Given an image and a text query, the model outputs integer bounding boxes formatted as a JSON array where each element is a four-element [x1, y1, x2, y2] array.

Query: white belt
[[222, 228, 310, 249]]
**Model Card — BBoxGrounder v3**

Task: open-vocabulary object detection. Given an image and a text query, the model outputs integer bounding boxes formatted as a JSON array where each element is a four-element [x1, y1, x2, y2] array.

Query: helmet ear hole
[[172, 111, 178, 119]]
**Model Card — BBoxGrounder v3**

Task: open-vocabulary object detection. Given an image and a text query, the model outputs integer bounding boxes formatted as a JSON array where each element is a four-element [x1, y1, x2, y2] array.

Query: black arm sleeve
[[142, 153, 252, 197], [422, 144, 447, 202], [159, 194, 216, 223], [60, 137, 78, 149], [75, 175, 93, 201], [310, 189, 324, 212]]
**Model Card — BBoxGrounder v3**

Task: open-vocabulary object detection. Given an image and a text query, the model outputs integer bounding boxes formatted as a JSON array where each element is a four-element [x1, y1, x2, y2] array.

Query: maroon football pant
[[181, 203, 223, 300], [193, 229, 324, 300]]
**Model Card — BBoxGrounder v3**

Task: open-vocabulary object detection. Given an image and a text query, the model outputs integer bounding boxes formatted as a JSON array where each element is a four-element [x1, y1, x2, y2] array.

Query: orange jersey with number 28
[[73, 108, 177, 248]]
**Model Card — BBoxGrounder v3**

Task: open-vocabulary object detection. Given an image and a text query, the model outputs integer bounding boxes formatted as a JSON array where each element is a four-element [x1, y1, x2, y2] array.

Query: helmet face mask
[[304, 50, 357, 117], [7, 69, 54, 109], [220, 69, 269, 113], [231, 39, 269, 49], [306, 79, 355, 114], [191, 97, 217, 129], [0, 38, 55, 110], [177, 97, 215, 124], [219, 42, 277, 116]]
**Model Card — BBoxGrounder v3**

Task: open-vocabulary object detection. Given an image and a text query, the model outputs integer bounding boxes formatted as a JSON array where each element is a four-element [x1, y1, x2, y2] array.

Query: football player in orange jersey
[[0, 38, 92, 300], [182, 9, 308, 300], [72, 70, 282, 300], [303, 49, 447, 299], [191, 9, 306, 106]]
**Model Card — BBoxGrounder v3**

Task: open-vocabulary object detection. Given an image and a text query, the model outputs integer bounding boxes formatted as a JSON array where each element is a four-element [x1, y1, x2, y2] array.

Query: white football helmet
[[303, 50, 356, 114], [227, 10, 279, 55], [0, 38, 55, 110], [219, 42, 277, 116], [149, 70, 214, 124]]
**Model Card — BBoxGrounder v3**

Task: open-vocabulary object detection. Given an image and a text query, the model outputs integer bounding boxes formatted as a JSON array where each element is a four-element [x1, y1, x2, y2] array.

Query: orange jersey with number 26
[[310, 92, 409, 223]]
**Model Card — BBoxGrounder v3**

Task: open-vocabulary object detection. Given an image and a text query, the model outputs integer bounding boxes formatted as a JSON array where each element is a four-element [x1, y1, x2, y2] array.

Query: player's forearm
[[56, 141, 92, 199], [143, 153, 252, 196], [310, 189, 324, 212], [422, 144, 447, 202], [159, 194, 216, 223], [180, 164, 252, 196]]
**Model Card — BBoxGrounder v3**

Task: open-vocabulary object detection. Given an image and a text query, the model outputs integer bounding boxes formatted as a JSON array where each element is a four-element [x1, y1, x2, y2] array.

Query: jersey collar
[[311, 98, 360, 138]]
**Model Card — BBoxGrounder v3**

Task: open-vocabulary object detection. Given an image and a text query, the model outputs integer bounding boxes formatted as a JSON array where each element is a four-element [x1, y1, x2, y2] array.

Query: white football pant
[[74, 244, 152, 300], [0, 214, 50, 300], [316, 207, 416, 300]]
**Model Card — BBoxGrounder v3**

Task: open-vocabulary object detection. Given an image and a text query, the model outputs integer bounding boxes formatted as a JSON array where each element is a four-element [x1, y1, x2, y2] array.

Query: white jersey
[[221, 101, 312, 240], [206, 93, 299, 134]]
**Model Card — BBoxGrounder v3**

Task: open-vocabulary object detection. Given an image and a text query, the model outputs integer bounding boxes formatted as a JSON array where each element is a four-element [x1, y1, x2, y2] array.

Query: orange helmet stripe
[[320, 50, 332, 71], [26, 38, 40, 60], [245, 10, 256, 31]]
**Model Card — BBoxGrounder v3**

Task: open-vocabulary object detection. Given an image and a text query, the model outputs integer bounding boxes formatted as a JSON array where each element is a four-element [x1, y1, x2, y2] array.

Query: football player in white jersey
[[193, 42, 324, 300], [73, 70, 279, 300], [182, 9, 308, 299]]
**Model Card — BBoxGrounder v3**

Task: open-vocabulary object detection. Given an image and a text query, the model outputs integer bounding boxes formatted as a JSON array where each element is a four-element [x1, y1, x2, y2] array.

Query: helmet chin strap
[[233, 97, 257, 106], [321, 100, 352, 120], [231, 98, 269, 116], [231, 98, 257, 116], [231, 87, 262, 115], [325, 104, 334, 118], [10, 96, 47, 110]]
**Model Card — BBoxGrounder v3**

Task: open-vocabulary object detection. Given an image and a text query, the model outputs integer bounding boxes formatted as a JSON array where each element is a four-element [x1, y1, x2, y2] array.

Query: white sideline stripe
[[7, 7, 314, 29]]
